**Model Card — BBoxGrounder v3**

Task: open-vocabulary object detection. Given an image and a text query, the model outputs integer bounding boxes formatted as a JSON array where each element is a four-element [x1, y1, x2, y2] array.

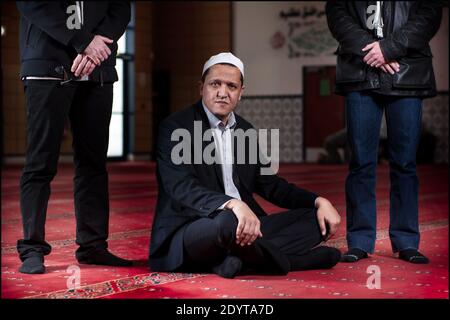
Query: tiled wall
[[237, 96, 304, 162]]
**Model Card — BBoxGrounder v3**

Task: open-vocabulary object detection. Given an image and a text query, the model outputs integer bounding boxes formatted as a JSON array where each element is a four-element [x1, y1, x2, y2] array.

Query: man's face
[[200, 64, 244, 122]]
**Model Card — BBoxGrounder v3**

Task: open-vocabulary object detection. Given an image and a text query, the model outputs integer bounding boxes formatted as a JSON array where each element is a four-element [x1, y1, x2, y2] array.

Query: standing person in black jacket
[[16, 1, 131, 274], [325, 1, 442, 264]]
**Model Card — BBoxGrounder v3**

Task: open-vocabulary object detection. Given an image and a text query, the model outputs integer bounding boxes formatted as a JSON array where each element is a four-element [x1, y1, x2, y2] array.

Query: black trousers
[[17, 80, 113, 262], [182, 208, 324, 274]]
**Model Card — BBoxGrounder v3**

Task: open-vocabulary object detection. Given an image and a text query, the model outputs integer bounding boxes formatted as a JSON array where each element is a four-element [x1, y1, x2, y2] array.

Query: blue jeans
[[345, 91, 422, 253]]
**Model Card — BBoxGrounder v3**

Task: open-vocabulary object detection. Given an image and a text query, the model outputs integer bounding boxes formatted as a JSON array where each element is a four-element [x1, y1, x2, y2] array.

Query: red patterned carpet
[[1, 162, 448, 299]]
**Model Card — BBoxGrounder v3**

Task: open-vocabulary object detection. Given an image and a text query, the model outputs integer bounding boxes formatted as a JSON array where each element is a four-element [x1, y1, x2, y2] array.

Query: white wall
[[233, 2, 449, 95]]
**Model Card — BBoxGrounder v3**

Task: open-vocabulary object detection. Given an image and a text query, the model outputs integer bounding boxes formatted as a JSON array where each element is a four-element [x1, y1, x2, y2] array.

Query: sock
[[212, 255, 242, 278], [341, 248, 368, 262], [399, 249, 429, 264], [19, 256, 45, 274], [77, 249, 132, 266]]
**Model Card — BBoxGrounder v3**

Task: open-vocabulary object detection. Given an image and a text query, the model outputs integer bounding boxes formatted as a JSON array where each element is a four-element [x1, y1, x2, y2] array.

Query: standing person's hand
[[83, 35, 114, 65], [71, 54, 96, 77], [315, 197, 341, 241], [225, 199, 263, 246], [362, 41, 386, 67], [379, 60, 400, 74]]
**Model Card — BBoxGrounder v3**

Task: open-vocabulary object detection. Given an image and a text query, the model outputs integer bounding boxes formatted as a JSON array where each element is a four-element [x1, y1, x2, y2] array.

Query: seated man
[[149, 52, 342, 278]]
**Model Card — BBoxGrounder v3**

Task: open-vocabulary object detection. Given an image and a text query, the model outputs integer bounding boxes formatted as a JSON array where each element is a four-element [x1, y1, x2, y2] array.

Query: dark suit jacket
[[149, 101, 318, 271], [17, 1, 130, 82]]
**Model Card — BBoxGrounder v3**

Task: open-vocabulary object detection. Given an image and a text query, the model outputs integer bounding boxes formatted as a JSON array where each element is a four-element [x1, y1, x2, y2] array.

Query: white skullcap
[[202, 52, 244, 79]]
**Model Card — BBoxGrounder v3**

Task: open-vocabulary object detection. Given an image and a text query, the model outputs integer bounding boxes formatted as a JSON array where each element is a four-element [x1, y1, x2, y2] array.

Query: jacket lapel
[[231, 117, 248, 193], [193, 101, 225, 189]]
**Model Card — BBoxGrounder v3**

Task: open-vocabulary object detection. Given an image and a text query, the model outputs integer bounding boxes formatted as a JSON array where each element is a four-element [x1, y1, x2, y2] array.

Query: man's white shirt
[[202, 102, 241, 210]]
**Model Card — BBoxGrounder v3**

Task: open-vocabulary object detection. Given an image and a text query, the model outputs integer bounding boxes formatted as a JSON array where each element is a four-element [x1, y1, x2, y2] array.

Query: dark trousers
[[345, 91, 422, 253], [182, 208, 324, 274], [17, 80, 113, 261]]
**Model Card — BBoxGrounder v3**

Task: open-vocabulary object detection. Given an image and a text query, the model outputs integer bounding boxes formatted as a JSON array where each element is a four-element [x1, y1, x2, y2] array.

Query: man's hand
[[362, 41, 386, 68], [84, 35, 114, 65], [71, 54, 96, 77], [226, 199, 263, 246], [315, 197, 341, 241], [380, 60, 400, 74]]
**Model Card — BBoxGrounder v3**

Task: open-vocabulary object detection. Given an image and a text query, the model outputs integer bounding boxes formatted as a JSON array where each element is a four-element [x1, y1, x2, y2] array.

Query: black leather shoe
[[77, 249, 132, 266], [212, 255, 242, 279]]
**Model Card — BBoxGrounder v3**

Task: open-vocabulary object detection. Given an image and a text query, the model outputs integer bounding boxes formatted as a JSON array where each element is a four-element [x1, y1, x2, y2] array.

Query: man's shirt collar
[[202, 101, 236, 130]]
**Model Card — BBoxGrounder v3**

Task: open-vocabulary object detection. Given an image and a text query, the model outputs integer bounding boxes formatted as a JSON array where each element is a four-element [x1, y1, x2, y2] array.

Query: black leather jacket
[[326, 1, 443, 97], [17, 1, 130, 83]]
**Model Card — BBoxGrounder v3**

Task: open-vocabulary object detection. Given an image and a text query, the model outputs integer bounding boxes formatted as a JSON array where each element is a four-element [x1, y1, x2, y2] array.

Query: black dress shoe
[[399, 249, 429, 264], [340, 248, 368, 262], [212, 255, 242, 279], [77, 249, 132, 267], [19, 256, 45, 274]]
